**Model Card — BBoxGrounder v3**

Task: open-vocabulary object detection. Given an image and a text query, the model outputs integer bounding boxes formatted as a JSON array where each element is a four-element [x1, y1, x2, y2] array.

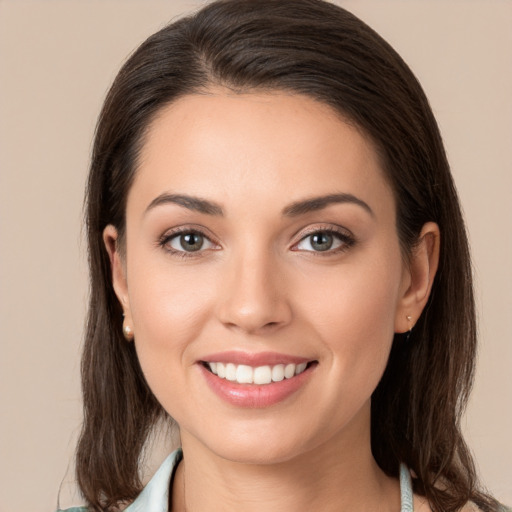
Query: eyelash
[[158, 225, 356, 259], [158, 227, 220, 259], [291, 226, 356, 255]]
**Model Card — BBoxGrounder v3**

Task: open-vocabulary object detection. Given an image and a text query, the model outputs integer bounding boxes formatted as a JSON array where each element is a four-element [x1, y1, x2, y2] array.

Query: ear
[[103, 225, 132, 322], [395, 222, 440, 333]]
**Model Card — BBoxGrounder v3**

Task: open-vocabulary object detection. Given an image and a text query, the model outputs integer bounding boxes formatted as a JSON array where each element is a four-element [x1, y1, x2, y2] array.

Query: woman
[[61, 0, 506, 510]]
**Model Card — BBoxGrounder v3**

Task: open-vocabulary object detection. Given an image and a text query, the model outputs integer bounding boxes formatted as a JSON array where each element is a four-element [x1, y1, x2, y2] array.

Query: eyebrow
[[145, 193, 224, 216], [144, 191, 373, 218], [282, 193, 374, 217]]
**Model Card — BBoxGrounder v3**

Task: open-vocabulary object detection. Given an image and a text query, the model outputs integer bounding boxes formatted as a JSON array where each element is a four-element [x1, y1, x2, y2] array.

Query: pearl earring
[[123, 321, 134, 341]]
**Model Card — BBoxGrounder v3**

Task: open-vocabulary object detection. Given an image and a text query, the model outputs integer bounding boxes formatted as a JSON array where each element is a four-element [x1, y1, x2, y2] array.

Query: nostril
[[216, 288, 293, 334]]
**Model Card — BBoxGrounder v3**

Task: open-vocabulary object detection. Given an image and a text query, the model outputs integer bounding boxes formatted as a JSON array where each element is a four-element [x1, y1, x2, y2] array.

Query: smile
[[205, 362, 308, 385], [199, 353, 317, 408]]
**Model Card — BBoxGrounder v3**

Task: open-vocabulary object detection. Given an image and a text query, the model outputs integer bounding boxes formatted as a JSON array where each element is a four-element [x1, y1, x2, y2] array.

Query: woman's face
[[106, 91, 431, 464]]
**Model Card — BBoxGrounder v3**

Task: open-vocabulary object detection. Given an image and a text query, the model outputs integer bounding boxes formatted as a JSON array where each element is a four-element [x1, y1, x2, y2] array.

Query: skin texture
[[104, 91, 439, 511]]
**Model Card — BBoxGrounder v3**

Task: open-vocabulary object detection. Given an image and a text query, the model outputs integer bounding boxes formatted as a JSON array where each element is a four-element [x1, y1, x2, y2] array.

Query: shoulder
[[413, 496, 486, 512], [56, 449, 183, 512], [413, 499, 510, 512], [460, 504, 480, 512], [56, 508, 89, 512], [459, 501, 512, 512]]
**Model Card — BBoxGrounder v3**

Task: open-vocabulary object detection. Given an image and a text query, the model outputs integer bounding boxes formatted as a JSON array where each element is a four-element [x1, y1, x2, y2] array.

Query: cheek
[[128, 239, 219, 326], [302, 252, 401, 328], [131, 275, 208, 344], [126, 255, 216, 401], [297, 249, 403, 382]]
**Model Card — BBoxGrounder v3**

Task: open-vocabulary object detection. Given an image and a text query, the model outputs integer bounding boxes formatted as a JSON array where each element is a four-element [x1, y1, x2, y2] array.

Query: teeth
[[271, 364, 285, 382], [236, 364, 253, 384], [225, 363, 237, 381], [206, 361, 309, 385], [217, 362, 226, 378], [295, 362, 307, 375], [284, 363, 295, 379], [254, 365, 272, 385]]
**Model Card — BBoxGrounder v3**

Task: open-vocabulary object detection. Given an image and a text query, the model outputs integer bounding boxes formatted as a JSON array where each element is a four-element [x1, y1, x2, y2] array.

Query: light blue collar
[[124, 450, 415, 511], [400, 462, 414, 512], [124, 450, 182, 512]]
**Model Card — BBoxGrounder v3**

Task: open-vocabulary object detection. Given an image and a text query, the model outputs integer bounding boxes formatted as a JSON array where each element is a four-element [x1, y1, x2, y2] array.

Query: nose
[[216, 248, 292, 335]]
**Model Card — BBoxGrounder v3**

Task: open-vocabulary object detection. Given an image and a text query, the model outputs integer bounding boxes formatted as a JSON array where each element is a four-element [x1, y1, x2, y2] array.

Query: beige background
[[0, 1, 510, 510]]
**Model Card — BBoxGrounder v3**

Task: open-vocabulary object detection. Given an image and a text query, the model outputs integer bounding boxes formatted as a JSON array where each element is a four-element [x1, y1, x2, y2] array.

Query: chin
[[184, 414, 339, 467], [211, 437, 311, 466]]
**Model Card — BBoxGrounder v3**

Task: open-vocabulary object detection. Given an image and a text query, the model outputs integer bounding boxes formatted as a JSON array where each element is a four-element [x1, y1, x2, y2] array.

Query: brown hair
[[77, 0, 502, 510]]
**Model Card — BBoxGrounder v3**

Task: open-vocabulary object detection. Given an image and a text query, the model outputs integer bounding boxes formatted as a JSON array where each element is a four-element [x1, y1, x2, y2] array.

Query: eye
[[162, 230, 217, 253], [294, 229, 354, 253]]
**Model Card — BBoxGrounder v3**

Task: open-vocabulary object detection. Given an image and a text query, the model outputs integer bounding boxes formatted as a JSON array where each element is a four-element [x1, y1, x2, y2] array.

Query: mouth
[[201, 360, 314, 385], [198, 353, 317, 408]]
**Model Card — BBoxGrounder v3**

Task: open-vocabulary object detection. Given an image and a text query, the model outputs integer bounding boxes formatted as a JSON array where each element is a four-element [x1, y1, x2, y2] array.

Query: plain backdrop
[[0, 1, 511, 511]]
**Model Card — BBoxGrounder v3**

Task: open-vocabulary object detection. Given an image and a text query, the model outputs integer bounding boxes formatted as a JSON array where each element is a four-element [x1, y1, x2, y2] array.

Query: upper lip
[[199, 351, 313, 367]]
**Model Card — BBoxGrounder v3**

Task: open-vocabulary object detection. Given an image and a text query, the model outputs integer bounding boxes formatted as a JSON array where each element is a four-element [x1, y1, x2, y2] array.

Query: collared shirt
[[59, 449, 415, 511]]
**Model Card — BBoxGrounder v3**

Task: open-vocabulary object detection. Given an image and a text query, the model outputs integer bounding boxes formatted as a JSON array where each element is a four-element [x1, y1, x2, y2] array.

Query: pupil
[[180, 233, 203, 251], [311, 232, 333, 251]]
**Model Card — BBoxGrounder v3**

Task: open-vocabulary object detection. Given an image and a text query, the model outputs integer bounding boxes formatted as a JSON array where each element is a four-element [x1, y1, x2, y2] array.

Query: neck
[[171, 406, 400, 512]]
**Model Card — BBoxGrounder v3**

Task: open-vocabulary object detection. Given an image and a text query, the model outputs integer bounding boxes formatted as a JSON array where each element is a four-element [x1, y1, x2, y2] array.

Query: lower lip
[[199, 363, 315, 408]]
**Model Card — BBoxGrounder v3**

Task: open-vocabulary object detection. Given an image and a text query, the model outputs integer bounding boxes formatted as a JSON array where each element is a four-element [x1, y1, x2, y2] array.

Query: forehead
[[129, 91, 394, 218]]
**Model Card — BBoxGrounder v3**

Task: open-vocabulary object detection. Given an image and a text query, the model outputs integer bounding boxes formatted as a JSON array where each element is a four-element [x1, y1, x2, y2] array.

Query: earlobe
[[395, 222, 440, 333], [103, 225, 131, 313]]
